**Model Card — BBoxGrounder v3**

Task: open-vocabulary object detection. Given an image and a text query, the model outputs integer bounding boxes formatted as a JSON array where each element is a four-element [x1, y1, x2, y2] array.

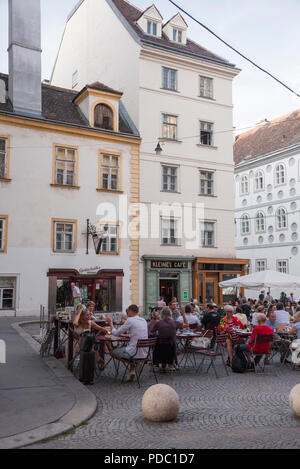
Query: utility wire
[[168, 0, 300, 99]]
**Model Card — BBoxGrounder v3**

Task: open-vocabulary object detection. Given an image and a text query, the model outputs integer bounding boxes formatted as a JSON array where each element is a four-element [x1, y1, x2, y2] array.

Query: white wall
[[0, 122, 134, 315], [51, 0, 141, 126], [235, 148, 300, 299]]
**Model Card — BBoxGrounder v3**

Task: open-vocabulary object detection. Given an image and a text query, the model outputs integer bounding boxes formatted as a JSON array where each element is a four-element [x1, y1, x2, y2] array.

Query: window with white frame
[[255, 211, 265, 233], [162, 166, 178, 192], [254, 170, 264, 191], [256, 259, 267, 272], [199, 76, 213, 99], [0, 277, 15, 310], [199, 121, 214, 146], [0, 218, 6, 251], [162, 114, 178, 140], [147, 20, 158, 36], [240, 175, 249, 195], [161, 218, 179, 245], [276, 207, 287, 229], [172, 28, 182, 43], [0, 138, 8, 179], [200, 171, 214, 196], [162, 67, 178, 91], [275, 163, 286, 185], [72, 70, 78, 89], [101, 153, 120, 191], [55, 146, 76, 186], [100, 225, 119, 254], [277, 259, 288, 273], [201, 222, 215, 248], [54, 222, 75, 252], [241, 214, 250, 234]]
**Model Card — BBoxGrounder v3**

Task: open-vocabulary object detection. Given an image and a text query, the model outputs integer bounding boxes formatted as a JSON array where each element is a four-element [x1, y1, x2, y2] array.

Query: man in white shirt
[[112, 305, 148, 382], [71, 282, 81, 308], [178, 304, 201, 327], [275, 303, 291, 325]]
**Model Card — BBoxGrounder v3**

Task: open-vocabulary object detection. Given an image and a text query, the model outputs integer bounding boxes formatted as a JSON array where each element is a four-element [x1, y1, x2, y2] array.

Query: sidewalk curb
[[0, 322, 97, 449]]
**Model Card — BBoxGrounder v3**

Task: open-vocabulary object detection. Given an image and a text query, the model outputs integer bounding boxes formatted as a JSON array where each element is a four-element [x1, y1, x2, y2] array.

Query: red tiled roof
[[234, 109, 300, 165], [111, 0, 234, 67]]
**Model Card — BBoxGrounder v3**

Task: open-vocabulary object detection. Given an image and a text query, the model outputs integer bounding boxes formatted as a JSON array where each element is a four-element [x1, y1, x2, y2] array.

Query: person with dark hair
[[178, 304, 200, 328], [240, 297, 251, 320], [169, 300, 180, 320], [275, 302, 291, 325], [111, 305, 148, 382]]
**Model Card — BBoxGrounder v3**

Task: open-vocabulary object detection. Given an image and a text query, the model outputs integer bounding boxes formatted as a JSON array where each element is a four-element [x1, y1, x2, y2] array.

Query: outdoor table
[[95, 334, 130, 371], [176, 332, 203, 367]]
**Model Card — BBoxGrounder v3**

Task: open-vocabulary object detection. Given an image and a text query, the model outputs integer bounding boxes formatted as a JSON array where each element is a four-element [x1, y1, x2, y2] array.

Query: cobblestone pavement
[[27, 355, 300, 450]]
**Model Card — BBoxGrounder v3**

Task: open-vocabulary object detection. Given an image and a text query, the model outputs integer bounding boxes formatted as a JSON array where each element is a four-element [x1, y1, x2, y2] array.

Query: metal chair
[[250, 334, 274, 373], [120, 338, 158, 388], [194, 333, 229, 378]]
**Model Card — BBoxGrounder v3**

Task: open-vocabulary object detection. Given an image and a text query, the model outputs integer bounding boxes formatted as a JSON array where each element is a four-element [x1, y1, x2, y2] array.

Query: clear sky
[[0, 0, 299, 131]]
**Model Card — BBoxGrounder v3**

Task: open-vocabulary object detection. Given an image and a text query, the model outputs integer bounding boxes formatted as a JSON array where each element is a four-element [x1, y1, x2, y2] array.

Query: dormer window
[[94, 103, 114, 130], [147, 20, 158, 36], [173, 28, 182, 43]]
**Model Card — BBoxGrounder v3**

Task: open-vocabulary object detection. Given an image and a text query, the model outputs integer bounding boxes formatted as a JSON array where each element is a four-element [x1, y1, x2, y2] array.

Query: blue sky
[[0, 0, 300, 130]]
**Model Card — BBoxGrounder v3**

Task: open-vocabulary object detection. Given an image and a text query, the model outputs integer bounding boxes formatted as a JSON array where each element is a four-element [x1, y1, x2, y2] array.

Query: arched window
[[240, 175, 249, 195], [276, 207, 287, 229], [275, 164, 286, 185], [94, 103, 114, 130], [241, 214, 250, 234], [254, 170, 264, 191], [255, 211, 265, 233]]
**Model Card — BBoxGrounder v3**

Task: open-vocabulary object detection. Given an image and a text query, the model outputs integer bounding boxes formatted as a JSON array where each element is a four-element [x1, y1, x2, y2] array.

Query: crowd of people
[[71, 291, 300, 383]]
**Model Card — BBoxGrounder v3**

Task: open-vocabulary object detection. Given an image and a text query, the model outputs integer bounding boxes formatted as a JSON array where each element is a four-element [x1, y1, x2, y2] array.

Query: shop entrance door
[[159, 277, 178, 305], [205, 273, 219, 304]]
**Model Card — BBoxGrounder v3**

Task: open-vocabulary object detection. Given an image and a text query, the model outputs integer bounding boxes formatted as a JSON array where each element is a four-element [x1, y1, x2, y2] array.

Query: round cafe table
[[95, 334, 130, 371]]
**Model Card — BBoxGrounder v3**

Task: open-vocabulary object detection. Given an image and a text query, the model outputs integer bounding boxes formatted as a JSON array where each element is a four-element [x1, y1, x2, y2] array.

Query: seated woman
[[148, 309, 160, 337], [73, 305, 108, 369], [150, 307, 188, 372], [217, 305, 244, 367]]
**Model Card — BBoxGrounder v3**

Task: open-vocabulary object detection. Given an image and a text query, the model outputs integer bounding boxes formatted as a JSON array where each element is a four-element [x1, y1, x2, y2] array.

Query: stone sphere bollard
[[290, 384, 300, 417], [142, 384, 180, 422]]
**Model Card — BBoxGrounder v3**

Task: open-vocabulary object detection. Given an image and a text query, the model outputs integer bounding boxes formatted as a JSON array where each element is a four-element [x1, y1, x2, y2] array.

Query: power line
[[168, 0, 300, 99]]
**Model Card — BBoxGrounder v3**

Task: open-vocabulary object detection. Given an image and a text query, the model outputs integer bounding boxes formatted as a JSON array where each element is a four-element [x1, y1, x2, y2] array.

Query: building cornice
[[0, 112, 141, 147], [235, 143, 300, 173], [140, 46, 240, 79]]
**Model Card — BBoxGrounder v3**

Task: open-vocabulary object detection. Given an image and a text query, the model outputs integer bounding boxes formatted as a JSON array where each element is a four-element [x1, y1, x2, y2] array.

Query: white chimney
[[8, 0, 42, 116]]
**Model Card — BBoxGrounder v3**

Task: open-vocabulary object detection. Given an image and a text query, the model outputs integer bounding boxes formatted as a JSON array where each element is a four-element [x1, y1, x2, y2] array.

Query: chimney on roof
[[8, 0, 42, 117]]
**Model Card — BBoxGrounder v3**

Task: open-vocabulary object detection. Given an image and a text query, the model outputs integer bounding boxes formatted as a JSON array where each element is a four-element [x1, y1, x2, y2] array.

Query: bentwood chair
[[120, 338, 158, 388]]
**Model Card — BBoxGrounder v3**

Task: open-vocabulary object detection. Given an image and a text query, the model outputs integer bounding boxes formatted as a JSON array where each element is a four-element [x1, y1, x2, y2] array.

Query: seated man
[[111, 305, 148, 382], [178, 304, 201, 328], [238, 314, 273, 366], [275, 302, 291, 325]]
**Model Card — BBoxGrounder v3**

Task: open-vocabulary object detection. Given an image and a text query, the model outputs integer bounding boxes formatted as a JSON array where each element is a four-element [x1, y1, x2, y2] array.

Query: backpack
[[231, 345, 248, 373]]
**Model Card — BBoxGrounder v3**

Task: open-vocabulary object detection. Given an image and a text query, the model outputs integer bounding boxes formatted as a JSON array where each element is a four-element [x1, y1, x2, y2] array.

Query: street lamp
[[155, 141, 163, 155], [86, 219, 108, 255]]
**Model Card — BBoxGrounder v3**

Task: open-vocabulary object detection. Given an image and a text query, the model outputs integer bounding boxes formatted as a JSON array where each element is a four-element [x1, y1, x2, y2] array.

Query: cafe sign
[[151, 260, 188, 270]]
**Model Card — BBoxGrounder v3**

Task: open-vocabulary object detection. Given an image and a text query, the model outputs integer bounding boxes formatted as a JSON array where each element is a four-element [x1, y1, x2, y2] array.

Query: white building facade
[[234, 110, 300, 299], [0, 0, 141, 316], [51, 0, 246, 312]]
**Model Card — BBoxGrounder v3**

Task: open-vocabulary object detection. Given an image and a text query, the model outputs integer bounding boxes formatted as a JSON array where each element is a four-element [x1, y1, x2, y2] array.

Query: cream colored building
[[51, 0, 242, 311], [0, 0, 140, 316]]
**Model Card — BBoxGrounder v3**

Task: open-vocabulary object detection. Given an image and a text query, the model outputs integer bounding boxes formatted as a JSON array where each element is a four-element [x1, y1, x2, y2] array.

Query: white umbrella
[[219, 269, 300, 290]]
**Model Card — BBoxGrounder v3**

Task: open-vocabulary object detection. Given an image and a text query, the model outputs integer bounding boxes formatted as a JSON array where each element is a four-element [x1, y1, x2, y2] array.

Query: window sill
[[159, 138, 182, 143], [198, 194, 217, 198], [160, 244, 181, 247], [197, 144, 218, 150], [161, 190, 181, 194], [98, 252, 120, 257], [198, 96, 215, 101], [0, 178, 12, 183], [160, 88, 180, 93], [97, 189, 123, 194], [51, 184, 80, 190]]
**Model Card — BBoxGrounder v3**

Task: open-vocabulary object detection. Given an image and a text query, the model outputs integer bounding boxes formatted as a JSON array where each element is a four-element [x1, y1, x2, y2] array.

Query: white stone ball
[[290, 384, 300, 417], [142, 384, 180, 422]]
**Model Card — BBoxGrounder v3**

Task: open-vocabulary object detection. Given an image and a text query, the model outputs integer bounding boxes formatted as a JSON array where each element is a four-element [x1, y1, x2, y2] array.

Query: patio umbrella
[[218, 269, 300, 290]]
